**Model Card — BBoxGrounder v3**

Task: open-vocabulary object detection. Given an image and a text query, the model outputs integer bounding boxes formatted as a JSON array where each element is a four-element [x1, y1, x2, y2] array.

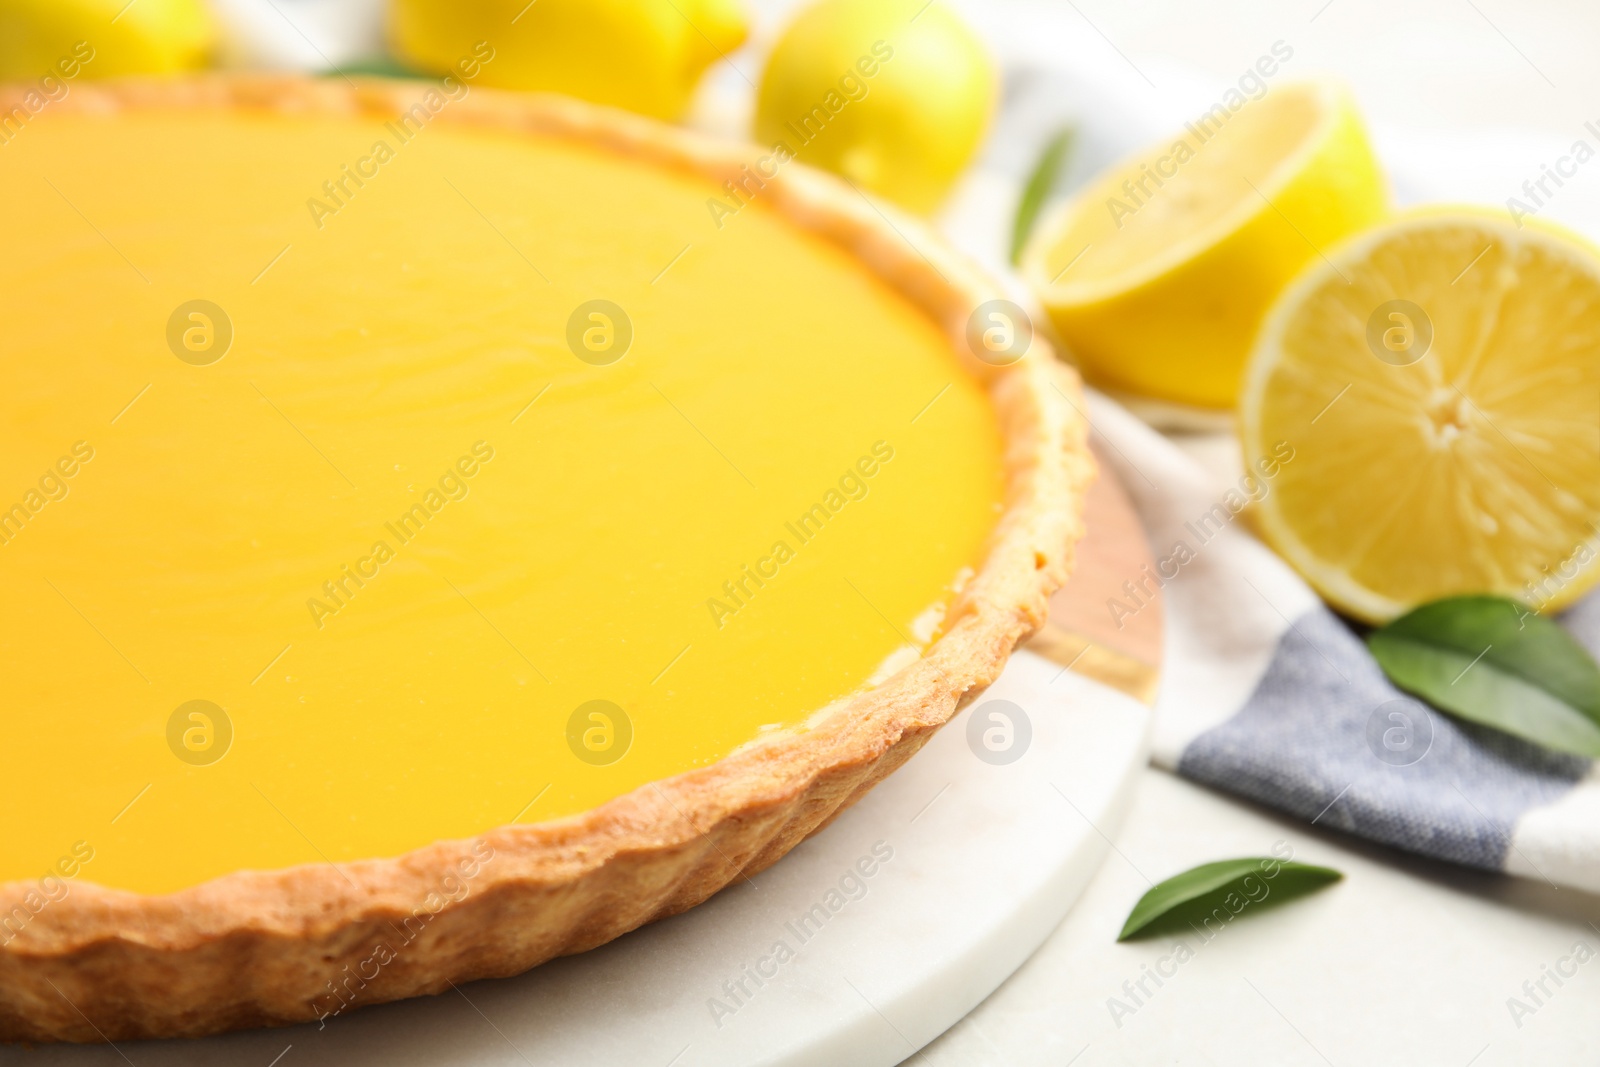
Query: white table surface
[[917, 766, 1600, 1066]]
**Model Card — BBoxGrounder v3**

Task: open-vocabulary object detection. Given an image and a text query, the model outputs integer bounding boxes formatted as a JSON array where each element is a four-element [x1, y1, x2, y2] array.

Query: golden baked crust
[[0, 76, 1094, 1044]]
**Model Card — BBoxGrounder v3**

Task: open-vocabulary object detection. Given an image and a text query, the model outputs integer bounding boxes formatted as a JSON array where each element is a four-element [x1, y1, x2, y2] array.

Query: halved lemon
[[1240, 209, 1600, 623], [1022, 80, 1388, 410]]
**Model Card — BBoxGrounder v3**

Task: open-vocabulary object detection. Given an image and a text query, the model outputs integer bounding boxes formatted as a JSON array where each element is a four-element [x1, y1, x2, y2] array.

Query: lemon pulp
[[0, 105, 1002, 894], [1024, 81, 1388, 409], [1241, 211, 1600, 622], [1037, 87, 1321, 291]]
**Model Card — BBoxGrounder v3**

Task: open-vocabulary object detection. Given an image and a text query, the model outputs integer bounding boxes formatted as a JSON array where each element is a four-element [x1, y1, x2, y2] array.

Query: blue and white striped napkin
[[1088, 394, 1600, 893]]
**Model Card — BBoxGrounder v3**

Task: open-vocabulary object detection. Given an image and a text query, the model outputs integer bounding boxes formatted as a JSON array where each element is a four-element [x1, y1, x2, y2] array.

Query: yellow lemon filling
[[0, 105, 1002, 895]]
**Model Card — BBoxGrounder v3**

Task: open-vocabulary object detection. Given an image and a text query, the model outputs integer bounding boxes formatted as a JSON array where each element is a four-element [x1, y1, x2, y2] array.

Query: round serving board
[[25, 448, 1159, 1067]]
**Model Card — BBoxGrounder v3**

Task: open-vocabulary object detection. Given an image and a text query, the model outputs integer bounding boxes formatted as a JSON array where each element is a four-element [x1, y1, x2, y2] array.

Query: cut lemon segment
[[1240, 209, 1600, 623], [1022, 80, 1387, 410]]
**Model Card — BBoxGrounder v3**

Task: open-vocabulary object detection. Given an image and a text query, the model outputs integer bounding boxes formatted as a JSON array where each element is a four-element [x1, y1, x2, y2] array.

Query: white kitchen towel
[[1085, 392, 1600, 894]]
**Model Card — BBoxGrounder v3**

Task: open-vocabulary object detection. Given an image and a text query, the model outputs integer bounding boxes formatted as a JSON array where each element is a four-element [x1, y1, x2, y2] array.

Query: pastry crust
[[0, 76, 1095, 1043]]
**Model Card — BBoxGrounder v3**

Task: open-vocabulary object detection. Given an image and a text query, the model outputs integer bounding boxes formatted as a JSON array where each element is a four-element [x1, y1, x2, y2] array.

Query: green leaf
[[329, 56, 425, 79], [1009, 127, 1075, 266], [1118, 858, 1341, 941], [1368, 595, 1600, 759]]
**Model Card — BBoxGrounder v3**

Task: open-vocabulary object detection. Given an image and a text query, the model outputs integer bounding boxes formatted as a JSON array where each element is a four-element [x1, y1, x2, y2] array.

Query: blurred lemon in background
[[0, 0, 213, 78], [1022, 80, 1387, 410], [390, 0, 747, 121], [1240, 208, 1600, 622], [753, 0, 995, 215]]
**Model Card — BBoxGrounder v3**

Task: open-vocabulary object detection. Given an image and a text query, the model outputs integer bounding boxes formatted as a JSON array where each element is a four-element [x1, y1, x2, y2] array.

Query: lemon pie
[[0, 77, 1092, 1042]]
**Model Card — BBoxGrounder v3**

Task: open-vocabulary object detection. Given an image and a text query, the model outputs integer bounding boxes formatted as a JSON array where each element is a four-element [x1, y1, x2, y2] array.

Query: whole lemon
[[0, 0, 213, 79], [753, 0, 995, 214], [389, 0, 747, 122]]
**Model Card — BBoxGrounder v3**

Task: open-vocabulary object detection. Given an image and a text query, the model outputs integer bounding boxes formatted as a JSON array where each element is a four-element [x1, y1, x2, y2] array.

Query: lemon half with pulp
[[1240, 209, 1600, 623], [1022, 80, 1387, 410]]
